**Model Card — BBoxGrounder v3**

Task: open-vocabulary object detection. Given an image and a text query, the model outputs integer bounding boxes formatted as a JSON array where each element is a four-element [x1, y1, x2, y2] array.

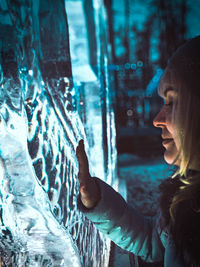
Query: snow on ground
[[118, 153, 175, 216]]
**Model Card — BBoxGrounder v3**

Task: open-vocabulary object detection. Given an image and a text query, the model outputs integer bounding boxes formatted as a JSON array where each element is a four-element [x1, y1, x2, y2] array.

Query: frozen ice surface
[[0, 0, 117, 266], [66, 1, 97, 83], [0, 105, 81, 266]]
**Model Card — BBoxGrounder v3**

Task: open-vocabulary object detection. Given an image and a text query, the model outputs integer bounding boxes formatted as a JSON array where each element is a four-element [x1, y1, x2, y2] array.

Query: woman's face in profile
[[153, 68, 181, 166]]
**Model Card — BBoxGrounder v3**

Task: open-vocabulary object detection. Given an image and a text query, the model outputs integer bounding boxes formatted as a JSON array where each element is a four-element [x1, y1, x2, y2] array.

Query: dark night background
[[102, 0, 200, 159]]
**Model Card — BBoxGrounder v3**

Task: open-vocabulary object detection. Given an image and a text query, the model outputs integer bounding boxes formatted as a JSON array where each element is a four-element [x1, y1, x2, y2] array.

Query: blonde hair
[[162, 36, 200, 220]]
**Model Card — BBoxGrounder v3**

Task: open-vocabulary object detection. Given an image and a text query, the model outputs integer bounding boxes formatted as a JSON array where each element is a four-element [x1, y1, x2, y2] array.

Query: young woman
[[76, 36, 200, 266]]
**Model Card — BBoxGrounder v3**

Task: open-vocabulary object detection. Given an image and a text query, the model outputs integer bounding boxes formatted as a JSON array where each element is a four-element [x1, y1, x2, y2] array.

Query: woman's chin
[[163, 154, 174, 165], [163, 150, 180, 166]]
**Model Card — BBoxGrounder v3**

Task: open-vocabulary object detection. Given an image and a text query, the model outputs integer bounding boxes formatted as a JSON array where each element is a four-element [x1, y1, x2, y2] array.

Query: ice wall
[[0, 0, 117, 266]]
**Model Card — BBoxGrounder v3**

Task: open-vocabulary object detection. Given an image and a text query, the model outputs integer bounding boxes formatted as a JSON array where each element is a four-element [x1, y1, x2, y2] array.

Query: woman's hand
[[76, 140, 101, 209]]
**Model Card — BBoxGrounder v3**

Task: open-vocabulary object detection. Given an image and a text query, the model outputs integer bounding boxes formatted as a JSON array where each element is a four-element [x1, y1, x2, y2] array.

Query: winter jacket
[[78, 176, 200, 267]]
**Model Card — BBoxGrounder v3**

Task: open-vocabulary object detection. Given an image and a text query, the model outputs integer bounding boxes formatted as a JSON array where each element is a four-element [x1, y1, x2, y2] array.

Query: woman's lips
[[162, 138, 173, 145]]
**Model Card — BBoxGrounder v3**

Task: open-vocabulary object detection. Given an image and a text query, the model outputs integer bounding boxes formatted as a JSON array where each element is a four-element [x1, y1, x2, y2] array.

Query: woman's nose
[[153, 108, 166, 128]]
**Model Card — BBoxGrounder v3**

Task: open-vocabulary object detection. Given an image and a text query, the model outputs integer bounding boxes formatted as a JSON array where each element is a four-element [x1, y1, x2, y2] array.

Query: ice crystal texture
[[0, 0, 117, 266]]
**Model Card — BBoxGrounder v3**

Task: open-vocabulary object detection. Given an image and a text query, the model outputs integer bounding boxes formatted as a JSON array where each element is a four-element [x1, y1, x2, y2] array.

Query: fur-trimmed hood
[[159, 172, 200, 267]]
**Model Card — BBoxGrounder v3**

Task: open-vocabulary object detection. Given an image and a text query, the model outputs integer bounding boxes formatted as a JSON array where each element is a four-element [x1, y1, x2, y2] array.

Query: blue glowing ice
[[0, 0, 117, 266], [0, 87, 81, 266]]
